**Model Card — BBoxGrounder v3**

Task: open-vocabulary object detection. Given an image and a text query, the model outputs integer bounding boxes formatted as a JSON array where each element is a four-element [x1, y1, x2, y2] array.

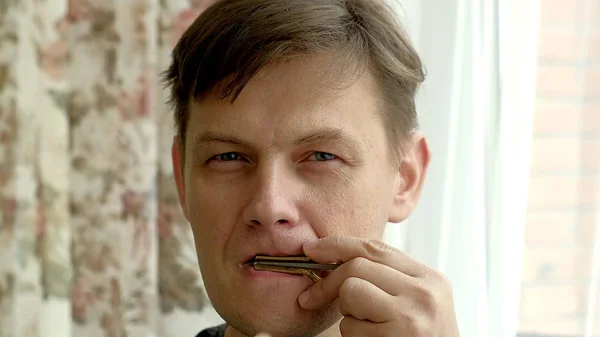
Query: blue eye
[[214, 152, 242, 161], [310, 152, 337, 161]]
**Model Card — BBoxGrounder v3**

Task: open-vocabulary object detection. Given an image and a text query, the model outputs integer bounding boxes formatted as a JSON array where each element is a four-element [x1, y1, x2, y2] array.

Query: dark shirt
[[196, 324, 227, 337]]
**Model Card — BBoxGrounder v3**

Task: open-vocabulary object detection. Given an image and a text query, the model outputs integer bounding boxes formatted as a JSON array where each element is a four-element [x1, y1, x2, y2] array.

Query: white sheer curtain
[[384, 1, 540, 337]]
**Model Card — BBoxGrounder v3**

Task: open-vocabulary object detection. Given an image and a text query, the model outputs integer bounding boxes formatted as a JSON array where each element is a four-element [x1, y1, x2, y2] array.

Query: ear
[[171, 136, 189, 221], [388, 132, 431, 223]]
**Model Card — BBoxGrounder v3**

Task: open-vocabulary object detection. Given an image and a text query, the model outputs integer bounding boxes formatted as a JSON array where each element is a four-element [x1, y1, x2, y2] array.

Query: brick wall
[[518, 0, 600, 335]]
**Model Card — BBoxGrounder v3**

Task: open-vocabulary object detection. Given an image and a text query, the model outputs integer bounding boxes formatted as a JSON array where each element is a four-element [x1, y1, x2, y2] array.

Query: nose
[[242, 164, 300, 229]]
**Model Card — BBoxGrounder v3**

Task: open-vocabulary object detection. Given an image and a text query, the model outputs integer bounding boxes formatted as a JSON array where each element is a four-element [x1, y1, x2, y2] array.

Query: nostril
[[247, 219, 291, 226]]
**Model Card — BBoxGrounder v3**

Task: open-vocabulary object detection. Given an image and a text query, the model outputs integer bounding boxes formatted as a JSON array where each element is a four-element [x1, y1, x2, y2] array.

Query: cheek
[[303, 177, 388, 239], [184, 178, 245, 253], [185, 170, 248, 221]]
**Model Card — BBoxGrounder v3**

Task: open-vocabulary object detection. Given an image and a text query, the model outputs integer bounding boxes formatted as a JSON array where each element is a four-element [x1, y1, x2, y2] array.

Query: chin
[[225, 306, 340, 337], [208, 283, 342, 337]]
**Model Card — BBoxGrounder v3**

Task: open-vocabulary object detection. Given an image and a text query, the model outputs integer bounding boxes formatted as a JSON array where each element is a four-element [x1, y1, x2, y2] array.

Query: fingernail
[[303, 240, 319, 252], [298, 290, 311, 306]]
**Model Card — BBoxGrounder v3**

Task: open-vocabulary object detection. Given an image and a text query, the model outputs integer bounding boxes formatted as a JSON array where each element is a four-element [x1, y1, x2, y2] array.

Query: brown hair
[[163, 0, 425, 161]]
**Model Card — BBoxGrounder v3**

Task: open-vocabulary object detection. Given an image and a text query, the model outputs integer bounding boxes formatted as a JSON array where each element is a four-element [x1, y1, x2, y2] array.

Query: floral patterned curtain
[[0, 1, 221, 336]]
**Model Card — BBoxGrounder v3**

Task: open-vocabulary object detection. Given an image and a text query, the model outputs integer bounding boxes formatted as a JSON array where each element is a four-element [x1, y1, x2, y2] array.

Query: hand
[[298, 236, 460, 336]]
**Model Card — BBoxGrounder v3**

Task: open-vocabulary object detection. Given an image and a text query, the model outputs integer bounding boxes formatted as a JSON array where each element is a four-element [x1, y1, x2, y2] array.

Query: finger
[[338, 277, 395, 322], [339, 315, 387, 337], [299, 257, 413, 309], [304, 236, 427, 277]]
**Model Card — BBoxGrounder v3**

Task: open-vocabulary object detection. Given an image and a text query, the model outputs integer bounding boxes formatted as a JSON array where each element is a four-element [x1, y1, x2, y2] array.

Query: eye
[[308, 152, 338, 161], [205, 152, 249, 171], [210, 152, 245, 162]]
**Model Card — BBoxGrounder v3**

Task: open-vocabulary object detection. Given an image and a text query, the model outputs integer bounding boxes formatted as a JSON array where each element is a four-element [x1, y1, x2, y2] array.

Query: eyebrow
[[191, 128, 361, 150], [192, 132, 252, 150], [293, 128, 360, 148]]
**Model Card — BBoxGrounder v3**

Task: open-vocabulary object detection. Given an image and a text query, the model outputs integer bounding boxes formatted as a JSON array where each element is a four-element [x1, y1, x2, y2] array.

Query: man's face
[[172, 54, 426, 337]]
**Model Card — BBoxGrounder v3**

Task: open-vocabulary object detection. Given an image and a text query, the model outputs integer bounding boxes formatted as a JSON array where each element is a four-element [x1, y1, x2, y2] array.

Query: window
[[519, 0, 600, 335]]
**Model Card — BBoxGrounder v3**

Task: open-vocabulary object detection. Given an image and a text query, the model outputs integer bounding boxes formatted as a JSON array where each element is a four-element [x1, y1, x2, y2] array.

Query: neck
[[224, 320, 342, 337]]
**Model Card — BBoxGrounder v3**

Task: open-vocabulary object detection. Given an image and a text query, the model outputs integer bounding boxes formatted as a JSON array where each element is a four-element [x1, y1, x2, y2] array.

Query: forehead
[[186, 54, 387, 150]]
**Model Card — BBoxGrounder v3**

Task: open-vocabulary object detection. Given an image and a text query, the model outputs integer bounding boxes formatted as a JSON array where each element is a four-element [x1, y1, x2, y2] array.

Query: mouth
[[241, 254, 337, 282], [243, 254, 310, 265]]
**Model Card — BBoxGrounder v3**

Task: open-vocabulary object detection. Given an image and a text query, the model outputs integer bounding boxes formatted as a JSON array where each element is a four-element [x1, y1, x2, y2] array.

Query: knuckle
[[430, 269, 454, 297], [430, 268, 450, 283], [346, 257, 369, 274], [438, 271, 454, 291], [403, 314, 433, 336], [339, 276, 363, 298], [402, 279, 453, 336], [363, 239, 392, 258], [414, 282, 439, 313]]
